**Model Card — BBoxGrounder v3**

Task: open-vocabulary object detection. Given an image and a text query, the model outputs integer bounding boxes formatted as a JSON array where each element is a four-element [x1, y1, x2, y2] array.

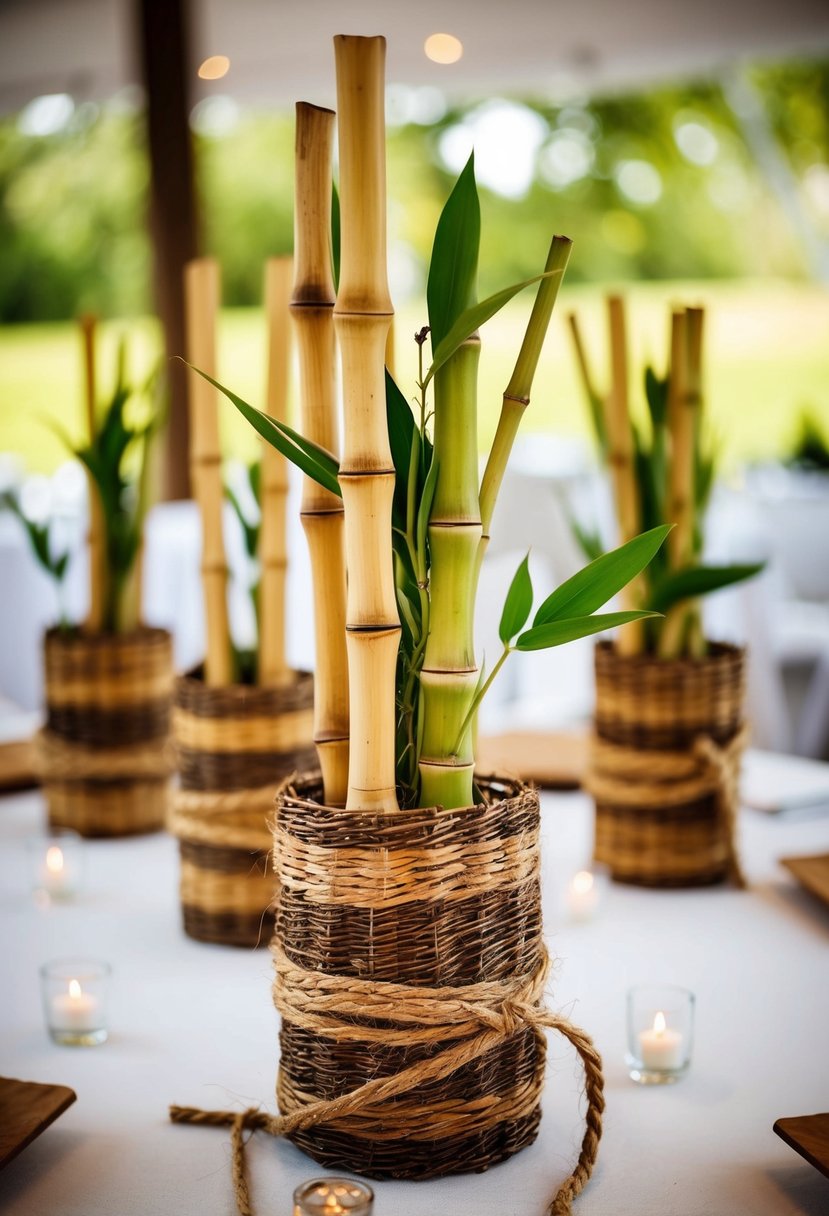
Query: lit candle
[[566, 868, 599, 920], [638, 1010, 683, 1070], [41, 845, 71, 896], [50, 979, 101, 1033], [293, 1178, 374, 1216]]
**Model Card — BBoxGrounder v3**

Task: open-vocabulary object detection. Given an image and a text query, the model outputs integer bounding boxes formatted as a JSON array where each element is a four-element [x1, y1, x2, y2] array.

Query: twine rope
[[170, 944, 604, 1216], [586, 723, 749, 887], [33, 727, 174, 782], [168, 785, 276, 849]]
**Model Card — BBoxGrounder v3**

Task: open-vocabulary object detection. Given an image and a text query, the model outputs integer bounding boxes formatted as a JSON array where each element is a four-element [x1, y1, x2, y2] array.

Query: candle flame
[[572, 869, 594, 894], [69, 979, 82, 999], [46, 846, 64, 874], [653, 1010, 667, 1036]]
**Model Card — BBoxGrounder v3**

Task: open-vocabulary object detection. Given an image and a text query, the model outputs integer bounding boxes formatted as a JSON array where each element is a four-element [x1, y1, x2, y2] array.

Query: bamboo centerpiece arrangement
[[569, 297, 763, 887], [172, 34, 675, 1215], [27, 321, 174, 837], [168, 257, 314, 948]]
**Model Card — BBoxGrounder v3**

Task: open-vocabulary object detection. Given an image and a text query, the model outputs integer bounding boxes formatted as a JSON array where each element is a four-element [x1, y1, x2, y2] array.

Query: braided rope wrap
[[170, 668, 315, 947], [588, 640, 747, 888], [38, 627, 173, 837]]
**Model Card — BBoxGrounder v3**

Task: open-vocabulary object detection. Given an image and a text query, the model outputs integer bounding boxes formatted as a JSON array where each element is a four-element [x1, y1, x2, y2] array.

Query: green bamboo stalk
[[480, 235, 572, 541], [418, 337, 481, 810]]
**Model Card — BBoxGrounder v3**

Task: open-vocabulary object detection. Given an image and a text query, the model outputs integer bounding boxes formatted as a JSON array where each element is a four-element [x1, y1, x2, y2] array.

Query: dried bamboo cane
[[603, 295, 643, 655], [258, 256, 292, 687], [660, 308, 701, 658], [291, 101, 350, 807], [567, 310, 606, 455], [80, 314, 106, 632], [333, 35, 399, 814], [185, 258, 233, 686]]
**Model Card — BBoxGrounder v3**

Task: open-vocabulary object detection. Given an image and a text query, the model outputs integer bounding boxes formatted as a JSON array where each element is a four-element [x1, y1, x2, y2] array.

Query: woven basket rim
[[278, 769, 531, 822], [178, 665, 313, 695], [44, 624, 172, 650], [595, 638, 744, 670]]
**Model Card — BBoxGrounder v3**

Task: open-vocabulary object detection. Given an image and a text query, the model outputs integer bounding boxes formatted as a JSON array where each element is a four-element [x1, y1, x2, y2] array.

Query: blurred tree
[[0, 59, 827, 322]]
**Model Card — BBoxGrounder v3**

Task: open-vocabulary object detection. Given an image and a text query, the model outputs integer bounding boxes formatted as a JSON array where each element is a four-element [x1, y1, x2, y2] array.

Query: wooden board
[[477, 727, 589, 790], [0, 738, 37, 795], [774, 1112, 829, 1180], [0, 1076, 76, 1169], [780, 853, 829, 910]]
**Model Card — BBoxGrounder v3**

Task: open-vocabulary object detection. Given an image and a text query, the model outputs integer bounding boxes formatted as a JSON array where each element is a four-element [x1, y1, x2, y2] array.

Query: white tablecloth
[[2, 777, 829, 1216]]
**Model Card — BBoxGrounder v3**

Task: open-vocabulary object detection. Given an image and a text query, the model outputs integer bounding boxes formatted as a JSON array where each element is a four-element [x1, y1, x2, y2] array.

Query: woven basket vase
[[591, 640, 746, 888], [273, 772, 545, 1180], [171, 669, 315, 948], [40, 626, 173, 837]]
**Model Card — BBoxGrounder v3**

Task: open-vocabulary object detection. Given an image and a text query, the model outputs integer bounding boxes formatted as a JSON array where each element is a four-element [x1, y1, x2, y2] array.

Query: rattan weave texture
[[39, 627, 173, 837], [590, 640, 746, 887], [274, 772, 545, 1178], [171, 668, 314, 947]]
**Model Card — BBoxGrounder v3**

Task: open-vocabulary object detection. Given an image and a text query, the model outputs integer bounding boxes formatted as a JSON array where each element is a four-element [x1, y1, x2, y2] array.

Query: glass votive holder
[[40, 959, 111, 1046], [626, 985, 694, 1084], [27, 831, 84, 900], [293, 1177, 374, 1216], [564, 862, 609, 922]]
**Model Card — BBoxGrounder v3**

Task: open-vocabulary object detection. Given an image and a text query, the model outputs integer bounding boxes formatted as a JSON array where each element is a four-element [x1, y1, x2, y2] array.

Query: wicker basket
[[170, 669, 315, 947], [273, 772, 546, 1180], [37, 627, 174, 837], [589, 640, 746, 888]]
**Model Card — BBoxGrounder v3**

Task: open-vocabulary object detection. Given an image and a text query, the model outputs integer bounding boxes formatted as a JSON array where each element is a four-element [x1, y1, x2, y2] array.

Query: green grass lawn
[[1, 278, 828, 476]]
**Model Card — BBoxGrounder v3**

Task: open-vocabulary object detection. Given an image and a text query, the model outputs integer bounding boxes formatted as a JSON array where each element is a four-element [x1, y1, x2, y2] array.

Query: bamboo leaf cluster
[[569, 299, 763, 659], [211, 144, 667, 809]]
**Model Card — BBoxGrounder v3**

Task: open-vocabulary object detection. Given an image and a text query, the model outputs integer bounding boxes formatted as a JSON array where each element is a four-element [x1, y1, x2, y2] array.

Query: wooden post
[[136, 0, 198, 501]]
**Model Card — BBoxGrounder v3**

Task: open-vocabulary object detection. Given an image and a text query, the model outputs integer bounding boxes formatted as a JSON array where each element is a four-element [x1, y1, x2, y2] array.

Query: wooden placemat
[[780, 853, 829, 910], [0, 1076, 76, 1169], [0, 738, 38, 795], [774, 1112, 829, 1180], [477, 727, 589, 790]]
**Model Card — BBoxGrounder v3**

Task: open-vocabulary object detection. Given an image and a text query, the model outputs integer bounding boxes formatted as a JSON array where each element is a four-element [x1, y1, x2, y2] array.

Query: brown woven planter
[[37, 626, 174, 837], [170, 668, 315, 948], [589, 640, 747, 888], [272, 772, 546, 1180]]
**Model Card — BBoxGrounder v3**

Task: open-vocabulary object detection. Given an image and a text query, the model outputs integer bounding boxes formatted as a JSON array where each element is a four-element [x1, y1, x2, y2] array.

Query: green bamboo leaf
[[187, 364, 342, 498], [569, 516, 605, 563], [425, 268, 565, 386], [416, 456, 439, 558], [516, 610, 658, 651], [649, 563, 764, 615], [427, 153, 480, 347], [644, 365, 669, 428], [386, 369, 417, 529], [499, 553, 533, 644], [533, 525, 671, 626]]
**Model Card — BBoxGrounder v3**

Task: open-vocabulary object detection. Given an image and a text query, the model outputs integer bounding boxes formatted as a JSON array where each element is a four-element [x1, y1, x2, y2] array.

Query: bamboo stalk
[[184, 257, 233, 686], [258, 255, 293, 687], [291, 101, 350, 806], [80, 314, 107, 632], [567, 311, 606, 454], [603, 295, 643, 655], [333, 34, 399, 814], [660, 307, 704, 659], [419, 338, 482, 809], [479, 236, 572, 540]]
